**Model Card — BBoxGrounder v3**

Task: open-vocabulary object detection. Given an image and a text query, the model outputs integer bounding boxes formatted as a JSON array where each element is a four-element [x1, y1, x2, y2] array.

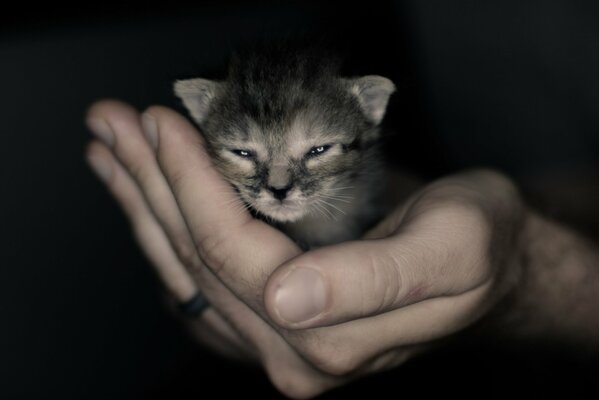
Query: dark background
[[1, 1, 598, 398]]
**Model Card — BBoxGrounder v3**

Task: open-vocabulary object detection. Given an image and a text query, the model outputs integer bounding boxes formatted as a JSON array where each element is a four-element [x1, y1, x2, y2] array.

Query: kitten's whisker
[[223, 198, 246, 211], [222, 196, 242, 205], [313, 200, 335, 221], [327, 197, 352, 203], [320, 206, 335, 221], [319, 194, 351, 203], [222, 199, 240, 211], [323, 190, 354, 199], [319, 197, 351, 205], [215, 189, 241, 198], [322, 191, 353, 197], [222, 196, 253, 218], [324, 196, 350, 201], [327, 186, 355, 191], [310, 203, 329, 220], [228, 202, 250, 218], [315, 199, 338, 221], [316, 197, 347, 216]]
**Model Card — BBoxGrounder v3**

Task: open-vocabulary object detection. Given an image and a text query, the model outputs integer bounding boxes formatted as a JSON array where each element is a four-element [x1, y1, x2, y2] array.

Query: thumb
[[264, 220, 488, 329]]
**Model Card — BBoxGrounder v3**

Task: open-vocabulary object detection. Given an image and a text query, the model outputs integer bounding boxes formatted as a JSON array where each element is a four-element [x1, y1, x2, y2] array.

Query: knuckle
[[126, 159, 150, 187], [295, 333, 361, 377], [474, 169, 520, 198], [316, 356, 359, 377], [363, 350, 413, 374], [426, 201, 493, 286], [367, 245, 407, 312], [162, 162, 192, 195], [173, 239, 200, 269], [195, 230, 232, 275], [425, 199, 492, 250], [264, 358, 326, 399], [447, 203, 492, 258], [360, 240, 427, 311]]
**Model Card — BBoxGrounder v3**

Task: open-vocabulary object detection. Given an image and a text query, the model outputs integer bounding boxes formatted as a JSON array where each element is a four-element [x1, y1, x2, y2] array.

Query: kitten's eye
[[231, 149, 254, 158], [307, 144, 331, 158]]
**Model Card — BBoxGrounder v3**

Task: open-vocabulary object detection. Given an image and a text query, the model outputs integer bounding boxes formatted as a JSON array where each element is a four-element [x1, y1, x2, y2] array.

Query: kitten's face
[[208, 111, 364, 222], [174, 72, 394, 223]]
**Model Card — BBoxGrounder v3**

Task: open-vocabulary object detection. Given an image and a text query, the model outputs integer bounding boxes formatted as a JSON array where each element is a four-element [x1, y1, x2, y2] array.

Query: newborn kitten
[[174, 45, 395, 248]]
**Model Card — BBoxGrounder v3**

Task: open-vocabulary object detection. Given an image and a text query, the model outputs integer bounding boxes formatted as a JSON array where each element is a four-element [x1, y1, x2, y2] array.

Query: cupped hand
[[85, 100, 526, 398]]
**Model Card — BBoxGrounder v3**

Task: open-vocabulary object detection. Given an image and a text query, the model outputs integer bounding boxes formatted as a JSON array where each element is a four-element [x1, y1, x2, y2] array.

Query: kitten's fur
[[174, 44, 395, 248]]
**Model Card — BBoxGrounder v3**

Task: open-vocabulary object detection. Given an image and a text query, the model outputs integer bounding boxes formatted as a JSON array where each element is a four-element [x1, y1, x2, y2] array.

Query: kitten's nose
[[268, 185, 292, 201]]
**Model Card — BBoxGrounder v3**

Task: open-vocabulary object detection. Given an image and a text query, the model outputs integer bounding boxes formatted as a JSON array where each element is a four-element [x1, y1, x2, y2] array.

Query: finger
[[143, 106, 301, 313], [86, 140, 197, 301], [181, 306, 257, 361], [85, 144, 257, 356], [282, 282, 492, 377], [85, 141, 303, 365], [86, 100, 202, 270], [265, 202, 494, 329]]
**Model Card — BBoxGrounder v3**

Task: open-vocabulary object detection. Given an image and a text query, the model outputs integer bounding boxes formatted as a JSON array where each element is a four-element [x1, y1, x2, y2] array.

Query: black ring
[[179, 292, 210, 317]]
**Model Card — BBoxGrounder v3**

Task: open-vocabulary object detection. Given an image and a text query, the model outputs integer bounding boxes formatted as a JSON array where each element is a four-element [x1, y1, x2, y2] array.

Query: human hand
[[85, 100, 527, 398]]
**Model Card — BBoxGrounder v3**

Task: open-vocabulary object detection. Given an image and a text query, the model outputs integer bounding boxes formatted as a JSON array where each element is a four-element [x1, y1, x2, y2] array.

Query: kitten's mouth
[[253, 199, 307, 222]]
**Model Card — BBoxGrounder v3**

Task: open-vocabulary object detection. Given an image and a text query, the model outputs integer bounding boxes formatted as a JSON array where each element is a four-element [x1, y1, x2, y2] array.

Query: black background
[[1, 1, 598, 398]]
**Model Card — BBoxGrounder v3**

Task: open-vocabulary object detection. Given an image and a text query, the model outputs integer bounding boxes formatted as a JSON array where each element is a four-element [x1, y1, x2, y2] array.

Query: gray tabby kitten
[[174, 45, 395, 248]]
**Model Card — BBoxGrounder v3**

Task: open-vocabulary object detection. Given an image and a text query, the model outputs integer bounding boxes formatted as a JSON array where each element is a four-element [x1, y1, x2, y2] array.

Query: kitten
[[174, 44, 395, 248]]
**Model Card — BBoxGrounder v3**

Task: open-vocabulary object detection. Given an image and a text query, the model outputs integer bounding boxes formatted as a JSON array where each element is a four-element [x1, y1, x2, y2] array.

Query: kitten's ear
[[343, 75, 396, 125], [173, 78, 222, 124]]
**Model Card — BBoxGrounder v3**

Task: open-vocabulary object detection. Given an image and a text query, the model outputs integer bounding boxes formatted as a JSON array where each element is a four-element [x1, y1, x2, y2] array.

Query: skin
[[85, 100, 599, 399]]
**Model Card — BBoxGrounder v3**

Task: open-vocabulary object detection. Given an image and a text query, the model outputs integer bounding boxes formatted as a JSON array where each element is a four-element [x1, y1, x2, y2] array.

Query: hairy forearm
[[495, 211, 599, 349]]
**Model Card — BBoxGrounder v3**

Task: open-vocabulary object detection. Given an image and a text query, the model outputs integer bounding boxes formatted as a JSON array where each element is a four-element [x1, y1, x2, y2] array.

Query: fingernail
[[141, 113, 158, 150], [87, 154, 113, 183], [86, 117, 114, 147], [274, 268, 326, 324]]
